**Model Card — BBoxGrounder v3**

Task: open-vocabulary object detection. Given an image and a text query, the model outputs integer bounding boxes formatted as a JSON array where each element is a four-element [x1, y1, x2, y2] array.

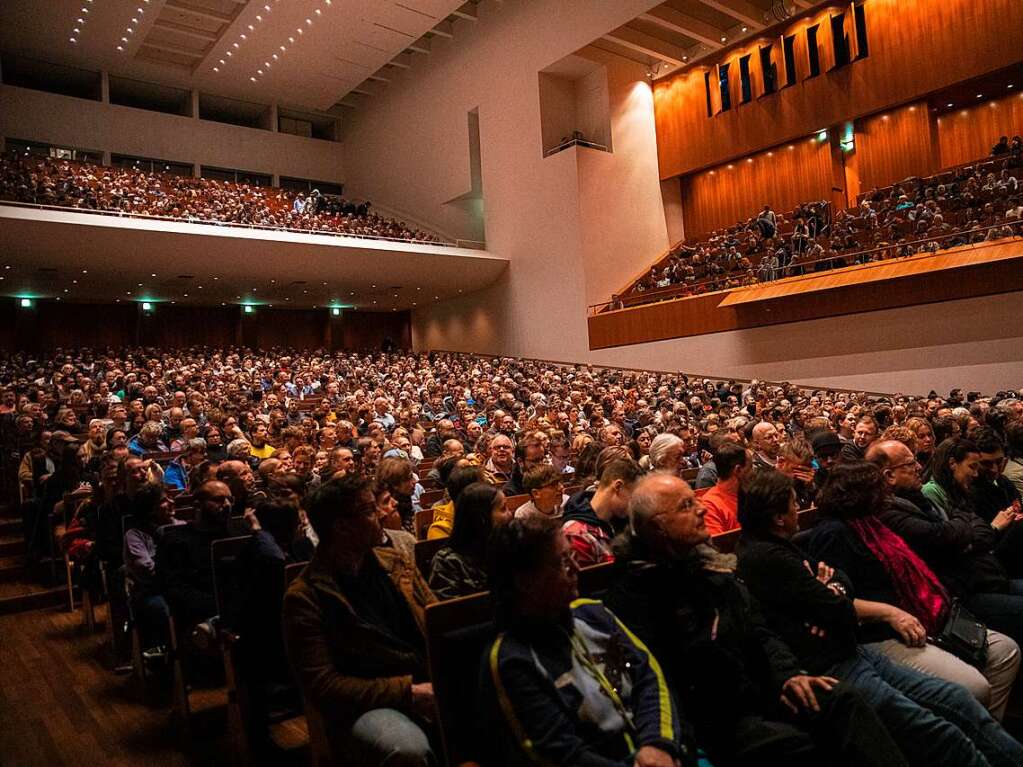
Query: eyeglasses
[[887, 459, 919, 471]]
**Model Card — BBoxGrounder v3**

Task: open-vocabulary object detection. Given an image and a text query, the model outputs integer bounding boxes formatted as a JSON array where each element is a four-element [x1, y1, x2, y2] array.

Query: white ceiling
[[0, 204, 508, 310], [0, 0, 475, 113]]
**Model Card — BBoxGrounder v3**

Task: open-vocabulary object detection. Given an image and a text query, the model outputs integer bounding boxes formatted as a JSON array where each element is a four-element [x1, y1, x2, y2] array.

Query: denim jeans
[[967, 578, 1023, 647], [832, 647, 1023, 767], [347, 708, 435, 767]]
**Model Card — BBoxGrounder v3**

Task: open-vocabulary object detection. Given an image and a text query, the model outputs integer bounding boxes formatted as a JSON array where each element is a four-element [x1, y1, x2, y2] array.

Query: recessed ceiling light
[[250, 76, 257, 82], [70, 37, 77, 43], [977, 93, 983, 98], [946, 102, 953, 107], [240, 33, 247, 39]]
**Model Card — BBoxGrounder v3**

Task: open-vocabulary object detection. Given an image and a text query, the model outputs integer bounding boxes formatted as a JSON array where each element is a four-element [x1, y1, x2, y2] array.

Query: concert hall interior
[[1, 1, 1023, 766]]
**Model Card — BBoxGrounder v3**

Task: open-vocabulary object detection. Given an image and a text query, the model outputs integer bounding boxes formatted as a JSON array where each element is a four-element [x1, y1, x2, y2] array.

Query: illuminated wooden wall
[[846, 101, 940, 198], [654, 0, 1023, 179], [680, 136, 835, 240], [938, 92, 1023, 169]]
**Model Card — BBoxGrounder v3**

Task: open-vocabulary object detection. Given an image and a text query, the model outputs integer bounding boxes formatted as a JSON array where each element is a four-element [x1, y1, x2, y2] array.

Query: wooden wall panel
[[850, 101, 939, 195], [341, 311, 412, 351], [1, 302, 410, 352], [140, 306, 238, 349], [255, 309, 327, 351], [654, 0, 1023, 178], [681, 137, 833, 239], [33, 302, 137, 351], [938, 92, 1023, 169]]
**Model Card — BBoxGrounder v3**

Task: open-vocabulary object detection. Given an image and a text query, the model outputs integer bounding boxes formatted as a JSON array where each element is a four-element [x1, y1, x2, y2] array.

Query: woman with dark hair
[[428, 482, 510, 600], [737, 470, 1023, 767], [124, 482, 179, 651], [807, 462, 1020, 720], [922, 438, 982, 518], [912, 437, 1023, 645]]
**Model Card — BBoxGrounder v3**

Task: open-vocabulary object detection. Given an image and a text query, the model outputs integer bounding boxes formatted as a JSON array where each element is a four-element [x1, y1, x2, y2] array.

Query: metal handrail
[[589, 220, 1022, 314], [0, 198, 464, 248], [543, 138, 610, 158]]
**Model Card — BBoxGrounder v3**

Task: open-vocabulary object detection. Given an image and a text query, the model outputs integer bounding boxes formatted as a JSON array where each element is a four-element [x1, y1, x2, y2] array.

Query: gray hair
[[648, 433, 683, 469], [226, 438, 252, 458], [140, 420, 164, 439]]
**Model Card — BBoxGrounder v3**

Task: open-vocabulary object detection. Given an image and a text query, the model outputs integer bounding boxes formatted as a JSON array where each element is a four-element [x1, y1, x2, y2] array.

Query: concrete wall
[[589, 292, 1023, 396], [344, 0, 668, 360], [0, 84, 344, 184]]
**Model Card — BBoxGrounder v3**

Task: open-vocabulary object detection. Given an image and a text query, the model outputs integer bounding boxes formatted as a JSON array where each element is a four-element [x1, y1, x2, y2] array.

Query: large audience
[[626, 135, 1023, 304], [5, 346, 1023, 765], [0, 153, 442, 243]]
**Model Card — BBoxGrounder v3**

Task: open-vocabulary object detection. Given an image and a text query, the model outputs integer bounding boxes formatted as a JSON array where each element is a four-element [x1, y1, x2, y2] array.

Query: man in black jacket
[[604, 473, 907, 767], [736, 470, 1023, 767]]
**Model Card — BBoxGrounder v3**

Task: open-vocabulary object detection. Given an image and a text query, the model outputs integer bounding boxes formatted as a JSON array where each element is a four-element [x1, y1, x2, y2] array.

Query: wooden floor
[[0, 602, 307, 767]]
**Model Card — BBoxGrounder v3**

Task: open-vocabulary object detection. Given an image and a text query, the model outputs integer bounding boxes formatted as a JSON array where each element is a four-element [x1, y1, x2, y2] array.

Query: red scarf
[[848, 516, 948, 635]]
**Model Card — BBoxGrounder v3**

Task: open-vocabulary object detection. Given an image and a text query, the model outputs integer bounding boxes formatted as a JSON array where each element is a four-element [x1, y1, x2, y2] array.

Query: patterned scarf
[[848, 516, 949, 634]]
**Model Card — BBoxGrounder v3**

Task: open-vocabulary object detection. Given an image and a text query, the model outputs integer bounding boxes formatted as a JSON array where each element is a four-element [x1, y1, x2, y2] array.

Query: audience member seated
[[736, 469, 1023, 767], [428, 482, 510, 600], [806, 462, 1021, 719], [124, 483, 181, 653], [156, 479, 240, 634], [701, 441, 750, 536], [605, 473, 908, 767], [376, 456, 421, 534], [483, 514, 697, 767], [562, 458, 642, 567], [373, 481, 416, 562], [618, 141, 1023, 308], [514, 464, 569, 520], [426, 461, 479, 540], [0, 154, 440, 243], [282, 475, 436, 766]]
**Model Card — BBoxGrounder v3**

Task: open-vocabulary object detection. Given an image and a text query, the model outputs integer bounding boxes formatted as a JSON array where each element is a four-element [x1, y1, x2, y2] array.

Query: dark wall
[[1, 301, 411, 352]]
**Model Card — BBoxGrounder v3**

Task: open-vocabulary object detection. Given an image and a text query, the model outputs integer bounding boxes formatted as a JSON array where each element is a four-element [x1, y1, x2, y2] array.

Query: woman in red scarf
[[806, 462, 1020, 721]]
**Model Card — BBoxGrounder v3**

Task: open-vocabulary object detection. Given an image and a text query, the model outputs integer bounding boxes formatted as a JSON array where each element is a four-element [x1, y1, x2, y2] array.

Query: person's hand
[[410, 682, 436, 721], [991, 507, 1018, 531], [633, 745, 679, 767], [814, 561, 834, 585], [780, 675, 838, 714], [243, 507, 261, 532], [886, 606, 927, 647]]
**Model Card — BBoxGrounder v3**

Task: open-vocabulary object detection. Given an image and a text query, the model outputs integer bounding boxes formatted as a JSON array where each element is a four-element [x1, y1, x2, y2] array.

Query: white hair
[[648, 433, 683, 469]]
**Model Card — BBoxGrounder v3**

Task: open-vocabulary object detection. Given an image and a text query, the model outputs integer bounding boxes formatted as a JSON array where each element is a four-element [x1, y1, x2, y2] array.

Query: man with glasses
[[605, 473, 907, 767]]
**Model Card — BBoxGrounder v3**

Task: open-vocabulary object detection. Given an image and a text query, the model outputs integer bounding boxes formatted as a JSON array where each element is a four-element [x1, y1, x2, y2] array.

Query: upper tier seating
[[613, 142, 1023, 311], [0, 153, 442, 244]]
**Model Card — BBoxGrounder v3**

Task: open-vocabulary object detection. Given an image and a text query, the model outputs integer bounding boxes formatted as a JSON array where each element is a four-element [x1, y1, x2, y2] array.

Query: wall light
[[19, 298, 32, 308], [244, 305, 254, 314], [331, 307, 341, 316], [141, 302, 152, 311]]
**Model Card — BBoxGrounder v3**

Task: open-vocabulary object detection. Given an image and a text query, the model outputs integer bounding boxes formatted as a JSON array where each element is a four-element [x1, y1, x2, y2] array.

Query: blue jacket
[[163, 458, 189, 492], [485, 598, 693, 767]]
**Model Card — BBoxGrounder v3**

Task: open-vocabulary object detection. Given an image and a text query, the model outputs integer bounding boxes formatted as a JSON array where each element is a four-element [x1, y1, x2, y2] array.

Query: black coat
[[878, 490, 1008, 597], [736, 532, 858, 675], [604, 534, 804, 751]]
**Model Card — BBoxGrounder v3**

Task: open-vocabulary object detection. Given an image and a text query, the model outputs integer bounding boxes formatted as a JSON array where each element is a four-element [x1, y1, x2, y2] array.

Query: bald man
[[605, 473, 905, 767], [750, 421, 781, 472]]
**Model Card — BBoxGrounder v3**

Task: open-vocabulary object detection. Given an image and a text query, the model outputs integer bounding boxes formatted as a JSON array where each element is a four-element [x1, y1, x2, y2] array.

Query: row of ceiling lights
[[68, 0, 94, 45], [116, 0, 149, 52], [250, 0, 333, 84], [214, 0, 279, 73], [2, 265, 447, 306]]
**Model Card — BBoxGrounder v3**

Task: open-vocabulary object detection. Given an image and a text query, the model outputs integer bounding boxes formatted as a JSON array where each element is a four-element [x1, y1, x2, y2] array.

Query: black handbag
[[931, 600, 988, 669]]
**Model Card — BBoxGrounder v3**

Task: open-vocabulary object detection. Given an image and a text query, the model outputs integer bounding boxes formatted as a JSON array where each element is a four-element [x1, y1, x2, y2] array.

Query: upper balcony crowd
[[0, 153, 442, 244], [621, 134, 1023, 308]]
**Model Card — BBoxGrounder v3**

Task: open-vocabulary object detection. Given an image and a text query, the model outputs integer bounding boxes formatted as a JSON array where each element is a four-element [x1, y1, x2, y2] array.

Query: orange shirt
[[701, 483, 739, 536]]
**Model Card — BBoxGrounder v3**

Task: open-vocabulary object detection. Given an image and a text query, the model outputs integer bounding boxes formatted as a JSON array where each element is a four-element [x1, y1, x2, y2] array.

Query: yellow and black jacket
[[484, 598, 695, 767]]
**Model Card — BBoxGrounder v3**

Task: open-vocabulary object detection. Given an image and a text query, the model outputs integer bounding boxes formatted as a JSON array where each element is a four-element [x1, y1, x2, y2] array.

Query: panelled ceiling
[[0, 0, 481, 115]]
